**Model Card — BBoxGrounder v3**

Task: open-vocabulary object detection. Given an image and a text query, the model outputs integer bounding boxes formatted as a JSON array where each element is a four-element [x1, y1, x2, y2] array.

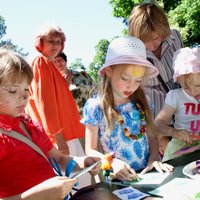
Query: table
[[70, 149, 200, 200]]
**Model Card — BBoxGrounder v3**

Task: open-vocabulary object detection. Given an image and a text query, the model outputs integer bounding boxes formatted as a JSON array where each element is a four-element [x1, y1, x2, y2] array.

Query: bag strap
[[157, 74, 169, 93], [147, 57, 169, 93], [0, 129, 49, 162]]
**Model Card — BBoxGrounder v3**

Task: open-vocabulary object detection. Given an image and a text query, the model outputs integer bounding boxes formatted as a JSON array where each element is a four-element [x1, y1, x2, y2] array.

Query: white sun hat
[[98, 36, 159, 78], [173, 47, 200, 82]]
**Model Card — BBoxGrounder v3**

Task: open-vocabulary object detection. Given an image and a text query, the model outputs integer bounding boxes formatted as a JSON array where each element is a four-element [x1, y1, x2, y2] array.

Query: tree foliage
[[69, 58, 87, 71], [0, 16, 6, 40], [108, 0, 200, 46], [88, 39, 110, 83], [88, 0, 200, 82], [0, 15, 28, 56], [168, 0, 200, 46]]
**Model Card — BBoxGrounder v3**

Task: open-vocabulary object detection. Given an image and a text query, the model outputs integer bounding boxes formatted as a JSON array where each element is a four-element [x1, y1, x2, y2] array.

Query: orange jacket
[[26, 55, 85, 143]]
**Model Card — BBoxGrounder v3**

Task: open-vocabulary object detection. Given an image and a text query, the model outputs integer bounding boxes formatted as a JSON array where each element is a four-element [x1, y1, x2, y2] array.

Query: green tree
[[0, 15, 28, 56], [168, 0, 200, 46], [0, 16, 6, 39], [108, 0, 200, 46], [69, 58, 86, 71], [88, 39, 110, 83]]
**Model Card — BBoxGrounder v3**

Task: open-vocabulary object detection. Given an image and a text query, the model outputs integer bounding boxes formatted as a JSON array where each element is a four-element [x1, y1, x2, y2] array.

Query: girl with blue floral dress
[[81, 36, 174, 181]]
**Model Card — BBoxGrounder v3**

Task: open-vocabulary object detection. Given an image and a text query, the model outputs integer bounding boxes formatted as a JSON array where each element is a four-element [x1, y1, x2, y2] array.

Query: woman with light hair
[[26, 24, 91, 187], [129, 1, 184, 156]]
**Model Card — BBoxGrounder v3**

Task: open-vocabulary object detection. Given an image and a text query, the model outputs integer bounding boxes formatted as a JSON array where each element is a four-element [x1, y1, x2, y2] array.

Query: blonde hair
[[128, 2, 170, 42], [0, 48, 33, 85], [34, 24, 66, 52], [98, 70, 155, 137]]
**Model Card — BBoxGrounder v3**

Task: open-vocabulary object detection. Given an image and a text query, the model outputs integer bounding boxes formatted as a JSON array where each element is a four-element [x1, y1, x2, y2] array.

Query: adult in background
[[128, 1, 184, 156], [26, 24, 84, 155], [26, 24, 91, 188], [54, 52, 95, 117]]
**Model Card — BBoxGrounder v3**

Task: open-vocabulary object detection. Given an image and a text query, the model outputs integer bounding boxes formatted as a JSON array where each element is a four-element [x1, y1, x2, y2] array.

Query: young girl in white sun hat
[[81, 36, 174, 181]]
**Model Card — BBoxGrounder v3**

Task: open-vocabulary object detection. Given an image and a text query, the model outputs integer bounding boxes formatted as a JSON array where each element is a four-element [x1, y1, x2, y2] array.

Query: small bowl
[[182, 160, 200, 180]]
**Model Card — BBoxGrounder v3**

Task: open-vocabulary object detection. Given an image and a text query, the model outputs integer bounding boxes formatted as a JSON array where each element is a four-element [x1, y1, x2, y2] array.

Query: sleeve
[[165, 89, 179, 109], [30, 58, 61, 136], [30, 118, 54, 155], [171, 29, 184, 48], [81, 98, 102, 127]]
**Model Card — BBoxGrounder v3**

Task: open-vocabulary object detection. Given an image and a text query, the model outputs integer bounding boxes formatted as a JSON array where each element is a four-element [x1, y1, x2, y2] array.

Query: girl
[[155, 47, 200, 161], [81, 36, 173, 181], [0, 48, 100, 199]]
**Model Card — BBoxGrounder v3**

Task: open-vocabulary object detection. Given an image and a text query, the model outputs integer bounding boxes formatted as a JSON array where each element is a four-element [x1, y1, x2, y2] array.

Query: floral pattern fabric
[[69, 70, 95, 116], [81, 96, 150, 171]]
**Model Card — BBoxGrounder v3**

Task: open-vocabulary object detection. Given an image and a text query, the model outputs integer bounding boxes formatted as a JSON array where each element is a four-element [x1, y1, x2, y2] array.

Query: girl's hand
[[84, 156, 102, 176], [141, 161, 174, 175], [172, 129, 193, 144], [21, 176, 77, 200], [159, 136, 170, 156], [55, 134, 69, 155], [112, 158, 138, 181]]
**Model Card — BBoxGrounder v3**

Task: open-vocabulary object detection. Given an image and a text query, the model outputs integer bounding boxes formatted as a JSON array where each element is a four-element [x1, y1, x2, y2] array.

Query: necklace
[[115, 102, 146, 140]]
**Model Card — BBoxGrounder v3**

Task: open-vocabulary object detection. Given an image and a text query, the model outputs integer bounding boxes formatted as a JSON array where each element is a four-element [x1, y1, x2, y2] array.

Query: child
[[155, 47, 200, 161], [81, 36, 174, 182], [0, 48, 100, 199]]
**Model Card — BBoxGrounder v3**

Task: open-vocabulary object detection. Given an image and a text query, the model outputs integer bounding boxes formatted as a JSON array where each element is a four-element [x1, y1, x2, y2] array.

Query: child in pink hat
[[81, 36, 173, 182], [155, 47, 200, 161]]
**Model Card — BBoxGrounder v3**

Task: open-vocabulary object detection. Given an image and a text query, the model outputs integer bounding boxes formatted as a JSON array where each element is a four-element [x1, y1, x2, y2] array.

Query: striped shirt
[[142, 29, 184, 118]]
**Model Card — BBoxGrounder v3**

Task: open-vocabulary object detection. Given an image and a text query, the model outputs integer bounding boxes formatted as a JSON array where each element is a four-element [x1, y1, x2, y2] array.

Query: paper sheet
[[149, 178, 200, 199], [117, 172, 170, 186], [113, 186, 149, 200]]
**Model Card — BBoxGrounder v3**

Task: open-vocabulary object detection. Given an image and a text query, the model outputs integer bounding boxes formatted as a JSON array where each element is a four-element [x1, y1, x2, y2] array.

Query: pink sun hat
[[173, 47, 200, 82], [98, 36, 159, 78]]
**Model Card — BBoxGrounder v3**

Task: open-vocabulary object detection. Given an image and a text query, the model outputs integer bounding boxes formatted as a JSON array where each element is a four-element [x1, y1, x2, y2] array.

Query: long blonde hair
[[128, 2, 170, 42], [98, 72, 155, 137]]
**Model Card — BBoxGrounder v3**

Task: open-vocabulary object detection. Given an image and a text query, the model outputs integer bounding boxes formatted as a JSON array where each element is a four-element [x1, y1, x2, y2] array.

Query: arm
[[49, 145, 101, 176], [155, 104, 192, 144], [154, 104, 176, 137], [1, 176, 77, 200], [141, 128, 174, 174], [85, 124, 104, 158], [85, 124, 137, 181]]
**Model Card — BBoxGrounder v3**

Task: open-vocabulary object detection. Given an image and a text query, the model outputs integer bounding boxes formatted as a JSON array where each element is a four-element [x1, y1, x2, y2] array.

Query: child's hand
[[112, 158, 138, 181], [55, 134, 69, 155], [84, 156, 102, 176], [172, 129, 193, 144], [22, 176, 77, 200], [141, 161, 174, 175], [159, 136, 170, 156]]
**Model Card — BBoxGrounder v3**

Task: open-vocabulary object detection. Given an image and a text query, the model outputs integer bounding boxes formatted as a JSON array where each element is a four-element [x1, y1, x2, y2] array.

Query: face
[[179, 73, 200, 100], [105, 64, 146, 105], [144, 33, 162, 52], [53, 56, 67, 75], [42, 35, 62, 59], [0, 79, 30, 117]]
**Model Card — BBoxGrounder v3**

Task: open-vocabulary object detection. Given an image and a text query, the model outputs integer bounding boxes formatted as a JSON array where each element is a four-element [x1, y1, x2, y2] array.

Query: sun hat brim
[[98, 56, 159, 78]]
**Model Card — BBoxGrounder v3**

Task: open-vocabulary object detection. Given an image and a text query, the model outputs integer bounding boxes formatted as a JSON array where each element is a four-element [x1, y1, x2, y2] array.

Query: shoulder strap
[[147, 57, 169, 93], [1, 129, 49, 162], [157, 74, 169, 93]]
